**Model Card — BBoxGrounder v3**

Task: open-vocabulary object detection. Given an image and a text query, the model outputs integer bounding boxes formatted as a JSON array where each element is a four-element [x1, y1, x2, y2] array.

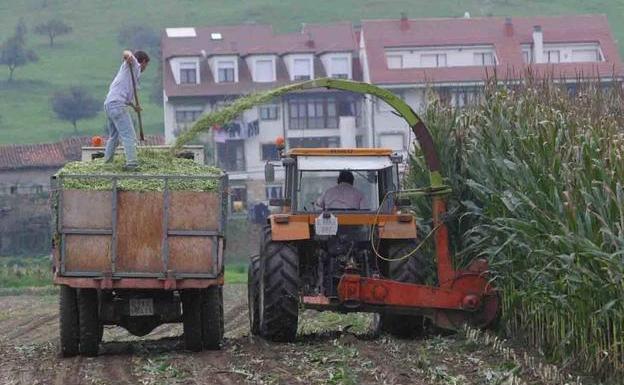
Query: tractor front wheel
[[259, 240, 299, 342]]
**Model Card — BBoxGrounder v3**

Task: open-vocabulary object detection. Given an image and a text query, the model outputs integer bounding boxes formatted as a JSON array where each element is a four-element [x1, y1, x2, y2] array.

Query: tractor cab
[[269, 148, 403, 214]]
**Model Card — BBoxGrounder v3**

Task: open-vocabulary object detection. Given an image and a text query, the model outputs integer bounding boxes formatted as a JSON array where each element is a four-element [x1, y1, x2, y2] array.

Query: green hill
[[0, 0, 622, 144]]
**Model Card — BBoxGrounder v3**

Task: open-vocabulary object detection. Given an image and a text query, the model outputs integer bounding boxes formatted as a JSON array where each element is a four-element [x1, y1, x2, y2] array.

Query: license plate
[[315, 213, 338, 236], [129, 298, 154, 316]]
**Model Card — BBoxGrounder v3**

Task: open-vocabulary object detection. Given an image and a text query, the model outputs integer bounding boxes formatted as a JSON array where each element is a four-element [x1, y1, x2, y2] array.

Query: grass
[[0, 256, 248, 289], [0, 255, 52, 288], [0, 0, 623, 144], [406, 78, 624, 382]]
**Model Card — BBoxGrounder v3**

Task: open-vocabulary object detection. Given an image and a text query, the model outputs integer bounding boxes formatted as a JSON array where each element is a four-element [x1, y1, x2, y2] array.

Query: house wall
[[0, 168, 59, 194]]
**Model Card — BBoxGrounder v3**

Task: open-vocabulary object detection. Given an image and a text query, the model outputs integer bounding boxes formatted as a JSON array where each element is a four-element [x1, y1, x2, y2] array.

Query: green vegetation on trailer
[[57, 150, 221, 191], [1, 0, 624, 144], [407, 80, 624, 381]]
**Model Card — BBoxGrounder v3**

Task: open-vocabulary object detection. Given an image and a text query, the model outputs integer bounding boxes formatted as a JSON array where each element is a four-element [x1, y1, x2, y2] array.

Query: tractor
[[247, 79, 499, 341]]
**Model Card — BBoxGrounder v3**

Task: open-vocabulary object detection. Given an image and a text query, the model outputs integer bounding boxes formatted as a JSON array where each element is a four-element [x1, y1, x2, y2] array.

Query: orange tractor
[[247, 79, 499, 341]]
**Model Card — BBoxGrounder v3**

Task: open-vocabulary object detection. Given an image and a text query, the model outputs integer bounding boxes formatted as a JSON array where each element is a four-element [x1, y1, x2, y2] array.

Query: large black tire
[[259, 240, 299, 342], [201, 286, 224, 350], [380, 241, 426, 339], [77, 289, 100, 356], [182, 290, 203, 352], [59, 285, 79, 357], [248, 256, 261, 335]]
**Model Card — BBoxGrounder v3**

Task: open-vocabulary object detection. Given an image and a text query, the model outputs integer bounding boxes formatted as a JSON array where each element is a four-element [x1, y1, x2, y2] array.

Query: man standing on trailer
[[103, 50, 150, 170]]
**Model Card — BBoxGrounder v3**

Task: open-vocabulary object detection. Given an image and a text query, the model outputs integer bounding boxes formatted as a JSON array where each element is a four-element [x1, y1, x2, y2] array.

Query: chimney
[[532, 25, 544, 63], [300, 22, 306, 34], [400, 12, 409, 31], [305, 32, 315, 48], [464, 11, 471, 19], [504, 17, 513, 37]]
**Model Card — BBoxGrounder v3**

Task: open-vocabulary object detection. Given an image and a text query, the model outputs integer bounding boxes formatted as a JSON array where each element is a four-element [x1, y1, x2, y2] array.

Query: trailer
[[51, 146, 227, 356]]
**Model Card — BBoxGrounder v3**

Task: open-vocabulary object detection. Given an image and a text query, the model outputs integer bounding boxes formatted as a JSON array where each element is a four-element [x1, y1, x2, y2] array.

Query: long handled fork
[[128, 59, 145, 141]]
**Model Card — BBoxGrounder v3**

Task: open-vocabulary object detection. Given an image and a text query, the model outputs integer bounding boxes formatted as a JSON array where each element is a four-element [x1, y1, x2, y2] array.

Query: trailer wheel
[[202, 286, 224, 350], [248, 255, 261, 335], [259, 240, 299, 342], [78, 289, 100, 356], [380, 240, 426, 338], [59, 285, 79, 357], [182, 290, 203, 352]]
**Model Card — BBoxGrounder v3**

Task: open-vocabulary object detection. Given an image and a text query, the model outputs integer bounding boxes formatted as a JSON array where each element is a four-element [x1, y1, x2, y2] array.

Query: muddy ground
[[0, 285, 553, 385]]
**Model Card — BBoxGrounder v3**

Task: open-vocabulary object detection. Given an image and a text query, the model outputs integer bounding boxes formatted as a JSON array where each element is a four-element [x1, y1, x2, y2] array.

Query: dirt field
[[0, 285, 552, 385]]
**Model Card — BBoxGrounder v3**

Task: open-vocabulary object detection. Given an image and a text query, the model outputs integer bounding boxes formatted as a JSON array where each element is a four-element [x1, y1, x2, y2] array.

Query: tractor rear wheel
[[201, 286, 224, 350], [182, 290, 203, 352], [248, 255, 261, 335], [259, 239, 299, 342], [77, 289, 100, 356], [380, 240, 426, 338], [59, 285, 79, 357]]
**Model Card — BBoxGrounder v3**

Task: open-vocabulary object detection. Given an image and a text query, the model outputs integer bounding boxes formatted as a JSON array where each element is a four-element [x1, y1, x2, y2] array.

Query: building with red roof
[[161, 14, 622, 209]]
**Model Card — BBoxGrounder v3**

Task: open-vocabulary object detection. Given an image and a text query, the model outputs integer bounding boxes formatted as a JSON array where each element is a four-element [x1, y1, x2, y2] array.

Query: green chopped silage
[[173, 80, 319, 150], [57, 150, 222, 192]]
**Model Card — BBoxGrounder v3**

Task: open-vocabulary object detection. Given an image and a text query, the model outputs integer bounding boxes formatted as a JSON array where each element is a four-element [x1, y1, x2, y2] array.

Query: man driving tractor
[[316, 170, 365, 210]]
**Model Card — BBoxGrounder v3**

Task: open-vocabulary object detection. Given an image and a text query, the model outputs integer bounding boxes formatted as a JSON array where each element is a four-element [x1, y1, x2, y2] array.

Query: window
[[293, 58, 312, 80], [387, 55, 403, 69], [179, 62, 198, 84], [10, 185, 17, 195], [265, 186, 283, 199], [545, 50, 560, 63], [261, 143, 280, 161], [175, 108, 203, 124], [259, 105, 279, 120], [572, 49, 600, 62], [217, 140, 245, 171], [230, 186, 247, 213], [288, 98, 338, 129], [330, 57, 349, 79], [522, 50, 532, 64], [254, 59, 274, 82], [473, 52, 495, 66], [421, 53, 447, 68], [288, 136, 340, 148], [217, 60, 235, 83], [379, 134, 405, 151]]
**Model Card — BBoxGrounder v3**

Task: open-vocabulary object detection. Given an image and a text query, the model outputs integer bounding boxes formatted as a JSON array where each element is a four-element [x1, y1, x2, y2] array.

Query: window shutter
[[255, 59, 274, 82]]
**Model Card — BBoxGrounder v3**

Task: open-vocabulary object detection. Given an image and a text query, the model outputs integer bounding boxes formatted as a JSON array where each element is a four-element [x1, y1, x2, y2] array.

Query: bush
[[407, 79, 624, 380]]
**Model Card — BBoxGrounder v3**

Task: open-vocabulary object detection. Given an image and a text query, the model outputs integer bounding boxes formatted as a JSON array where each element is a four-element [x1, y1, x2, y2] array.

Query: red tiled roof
[[162, 22, 359, 98], [362, 14, 623, 85], [0, 135, 164, 171]]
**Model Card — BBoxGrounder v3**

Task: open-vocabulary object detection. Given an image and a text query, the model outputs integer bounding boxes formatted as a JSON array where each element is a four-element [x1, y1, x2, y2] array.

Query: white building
[[161, 15, 623, 212]]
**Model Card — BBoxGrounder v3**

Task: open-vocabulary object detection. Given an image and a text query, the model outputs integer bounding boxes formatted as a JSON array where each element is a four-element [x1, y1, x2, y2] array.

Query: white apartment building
[[161, 15, 623, 213]]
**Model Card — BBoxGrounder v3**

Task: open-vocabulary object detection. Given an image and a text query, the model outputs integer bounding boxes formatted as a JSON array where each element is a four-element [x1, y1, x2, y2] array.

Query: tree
[[0, 35, 38, 81], [34, 19, 72, 47], [51, 87, 100, 133]]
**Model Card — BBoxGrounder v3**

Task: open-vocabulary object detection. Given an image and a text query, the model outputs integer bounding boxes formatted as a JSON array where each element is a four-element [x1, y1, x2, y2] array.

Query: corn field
[[407, 80, 624, 381]]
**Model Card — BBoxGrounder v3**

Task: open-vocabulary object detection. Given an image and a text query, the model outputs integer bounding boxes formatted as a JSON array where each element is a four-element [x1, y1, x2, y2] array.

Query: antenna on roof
[[400, 12, 409, 31], [464, 11, 471, 19]]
